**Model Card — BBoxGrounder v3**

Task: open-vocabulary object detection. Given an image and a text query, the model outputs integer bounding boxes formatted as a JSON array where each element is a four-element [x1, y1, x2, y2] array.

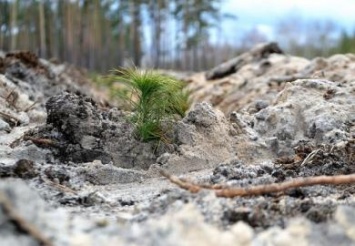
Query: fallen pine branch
[[159, 169, 225, 192], [159, 169, 355, 198], [215, 174, 355, 197], [159, 169, 202, 193]]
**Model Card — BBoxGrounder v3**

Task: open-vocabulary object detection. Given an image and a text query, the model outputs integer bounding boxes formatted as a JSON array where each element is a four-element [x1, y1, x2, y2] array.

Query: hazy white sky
[[221, 0, 355, 41]]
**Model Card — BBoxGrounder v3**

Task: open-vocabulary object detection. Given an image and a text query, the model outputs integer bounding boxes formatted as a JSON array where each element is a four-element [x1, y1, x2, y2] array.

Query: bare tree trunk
[[116, 1, 126, 67], [55, 1, 65, 61], [130, 0, 142, 67], [20, 2, 30, 52], [102, 15, 111, 72], [64, 2, 74, 63], [38, 0, 46, 57], [174, 18, 181, 70], [0, 29, 3, 50], [78, 0, 87, 67], [118, 24, 125, 67], [93, 0, 102, 71], [10, 0, 18, 50], [182, 2, 189, 70], [150, 0, 164, 68], [193, 45, 198, 71], [0, 1, 6, 49], [30, 2, 38, 53]]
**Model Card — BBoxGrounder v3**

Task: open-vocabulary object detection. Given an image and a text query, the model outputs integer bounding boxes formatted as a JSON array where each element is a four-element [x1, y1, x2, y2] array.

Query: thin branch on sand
[[23, 136, 58, 147], [41, 175, 77, 195], [159, 169, 355, 198], [0, 111, 20, 125]]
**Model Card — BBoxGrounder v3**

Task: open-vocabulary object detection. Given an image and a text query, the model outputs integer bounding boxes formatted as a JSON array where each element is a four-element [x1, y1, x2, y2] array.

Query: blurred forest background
[[1, 0, 355, 72]]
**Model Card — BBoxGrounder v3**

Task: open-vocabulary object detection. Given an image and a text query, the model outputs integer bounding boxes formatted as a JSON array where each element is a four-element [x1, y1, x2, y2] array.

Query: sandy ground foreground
[[1, 44, 355, 245]]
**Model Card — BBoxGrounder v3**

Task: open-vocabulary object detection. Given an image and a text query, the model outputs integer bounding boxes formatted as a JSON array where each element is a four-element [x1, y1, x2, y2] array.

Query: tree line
[[0, 0, 233, 72], [1, 0, 355, 72]]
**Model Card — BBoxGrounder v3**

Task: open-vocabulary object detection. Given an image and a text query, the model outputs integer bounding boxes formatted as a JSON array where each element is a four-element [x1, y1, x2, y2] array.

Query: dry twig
[[9, 135, 24, 148], [23, 136, 58, 147], [300, 149, 320, 166], [0, 191, 53, 246], [159, 169, 202, 193], [5, 88, 18, 106], [215, 174, 355, 197], [41, 175, 77, 195], [160, 170, 225, 191], [24, 100, 39, 112], [159, 169, 355, 198], [0, 111, 20, 125], [5, 88, 16, 100], [10, 136, 58, 149]]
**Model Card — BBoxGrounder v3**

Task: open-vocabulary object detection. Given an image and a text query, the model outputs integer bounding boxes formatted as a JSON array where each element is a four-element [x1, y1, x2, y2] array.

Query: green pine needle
[[113, 68, 191, 142]]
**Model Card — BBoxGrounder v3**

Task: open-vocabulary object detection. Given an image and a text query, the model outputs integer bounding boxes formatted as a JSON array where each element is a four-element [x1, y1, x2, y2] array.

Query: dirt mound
[[32, 92, 158, 168], [186, 43, 355, 115]]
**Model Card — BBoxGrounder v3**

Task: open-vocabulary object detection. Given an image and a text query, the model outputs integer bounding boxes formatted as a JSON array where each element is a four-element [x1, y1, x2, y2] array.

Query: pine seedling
[[113, 68, 190, 142]]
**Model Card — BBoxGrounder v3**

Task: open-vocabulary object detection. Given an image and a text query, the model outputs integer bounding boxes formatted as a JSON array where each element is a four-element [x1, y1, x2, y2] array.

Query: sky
[[220, 0, 355, 42]]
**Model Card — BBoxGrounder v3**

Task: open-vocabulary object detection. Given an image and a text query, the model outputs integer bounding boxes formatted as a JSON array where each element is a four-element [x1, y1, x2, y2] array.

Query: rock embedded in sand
[[187, 42, 355, 116]]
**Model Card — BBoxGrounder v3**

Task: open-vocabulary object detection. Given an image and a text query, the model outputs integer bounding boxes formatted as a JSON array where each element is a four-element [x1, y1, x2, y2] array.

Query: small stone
[[13, 159, 37, 179]]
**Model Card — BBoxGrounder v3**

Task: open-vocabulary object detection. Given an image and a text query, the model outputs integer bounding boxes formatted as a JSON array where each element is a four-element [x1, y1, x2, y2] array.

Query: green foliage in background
[[112, 68, 190, 142], [335, 31, 355, 54]]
